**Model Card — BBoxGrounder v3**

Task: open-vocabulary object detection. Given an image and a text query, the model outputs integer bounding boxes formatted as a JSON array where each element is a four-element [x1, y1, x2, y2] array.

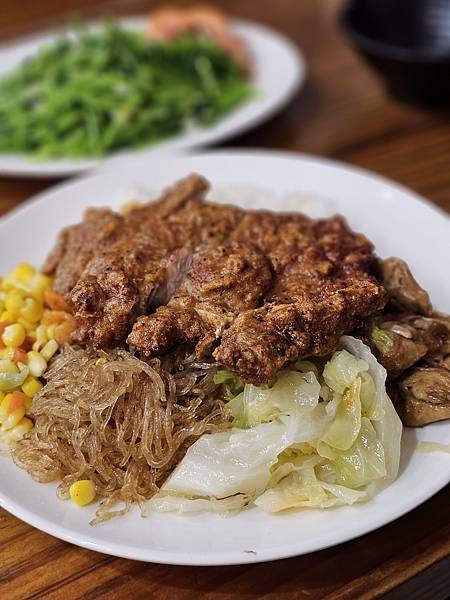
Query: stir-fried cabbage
[[149, 336, 402, 515]]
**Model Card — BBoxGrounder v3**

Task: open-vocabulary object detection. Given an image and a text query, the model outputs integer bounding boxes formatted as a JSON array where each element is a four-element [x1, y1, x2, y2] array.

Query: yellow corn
[[69, 480, 96, 506], [46, 324, 56, 340], [0, 416, 33, 444], [0, 392, 25, 430], [2, 323, 26, 347], [40, 339, 58, 362], [2, 406, 26, 430], [5, 290, 24, 314], [20, 297, 43, 323], [33, 324, 48, 351], [0, 347, 15, 360], [35, 324, 47, 340], [0, 393, 12, 421], [0, 263, 75, 445], [27, 351, 47, 377], [1, 310, 17, 323], [17, 317, 35, 334], [27, 273, 52, 302], [11, 263, 36, 282], [0, 359, 18, 373], [22, 376, 43, 398]]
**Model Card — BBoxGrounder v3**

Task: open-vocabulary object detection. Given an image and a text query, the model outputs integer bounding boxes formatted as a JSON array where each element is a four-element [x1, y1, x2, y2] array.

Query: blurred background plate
[[0, 150, 449, 565], [0, 17, 304, 178]]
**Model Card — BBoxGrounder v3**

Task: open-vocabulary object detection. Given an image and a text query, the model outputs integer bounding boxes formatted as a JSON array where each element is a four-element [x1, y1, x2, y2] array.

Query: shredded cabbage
[[150, 337, 403, 515], [0, 365, 29, 392]]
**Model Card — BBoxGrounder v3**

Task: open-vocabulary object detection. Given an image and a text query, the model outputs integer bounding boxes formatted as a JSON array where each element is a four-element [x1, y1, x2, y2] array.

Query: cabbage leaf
[[151, 337, 402, 514]]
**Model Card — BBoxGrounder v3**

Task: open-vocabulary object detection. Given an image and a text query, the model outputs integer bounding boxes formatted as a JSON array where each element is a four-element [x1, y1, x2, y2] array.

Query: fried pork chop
[[129, 212, 386, 384], [43, 175, 243, 346], [44, 174, 387, 383]]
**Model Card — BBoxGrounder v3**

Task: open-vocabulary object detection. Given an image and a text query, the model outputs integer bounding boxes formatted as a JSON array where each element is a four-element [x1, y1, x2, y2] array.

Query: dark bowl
[[340, 0, 450, 106]]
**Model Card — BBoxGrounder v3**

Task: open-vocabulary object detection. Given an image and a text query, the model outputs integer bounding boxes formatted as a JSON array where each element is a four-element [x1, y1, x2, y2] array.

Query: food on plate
[[1, 174, 448, 523], [0, 263, 75, 444], [44, 174, 386, 383], [12, 344, 227, 523], [150, 337, 402, 513], [148, 5, 251, 74], [395, 367, 450, 426], [0, 13, 251, 159]]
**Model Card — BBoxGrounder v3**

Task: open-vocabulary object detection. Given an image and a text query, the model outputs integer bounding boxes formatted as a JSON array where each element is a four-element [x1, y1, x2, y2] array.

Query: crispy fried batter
[[45, 174, 387, 383], [128, 212, 386, 384], [215, 220, 386, 384], [128, 241, 273, 357], [46, 175, 243, 347]]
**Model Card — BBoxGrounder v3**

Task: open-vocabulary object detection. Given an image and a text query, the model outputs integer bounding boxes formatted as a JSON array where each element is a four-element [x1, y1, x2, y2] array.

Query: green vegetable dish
[[0, 21, 252, 158]]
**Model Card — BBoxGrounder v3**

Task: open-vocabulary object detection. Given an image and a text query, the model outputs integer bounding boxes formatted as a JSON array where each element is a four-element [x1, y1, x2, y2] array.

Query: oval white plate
[[0, 18, 304, 177], [0, 150, 449, 565]]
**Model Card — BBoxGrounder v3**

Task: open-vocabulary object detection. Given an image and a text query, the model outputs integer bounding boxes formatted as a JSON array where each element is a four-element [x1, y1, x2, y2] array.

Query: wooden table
[[0, 1, 449, 598]]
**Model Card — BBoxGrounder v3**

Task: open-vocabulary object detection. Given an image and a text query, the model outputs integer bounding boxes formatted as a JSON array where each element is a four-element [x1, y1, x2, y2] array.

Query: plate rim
[[0, 17, 305, 178], [0, 149, 449, 565]]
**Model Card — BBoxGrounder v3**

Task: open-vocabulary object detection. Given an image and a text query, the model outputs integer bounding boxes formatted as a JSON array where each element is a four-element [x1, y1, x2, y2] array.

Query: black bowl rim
[[340, 7, 450, 64]]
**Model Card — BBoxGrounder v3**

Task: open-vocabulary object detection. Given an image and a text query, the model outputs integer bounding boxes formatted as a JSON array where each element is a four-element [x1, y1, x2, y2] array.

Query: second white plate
[[0, 17, 304, 177]]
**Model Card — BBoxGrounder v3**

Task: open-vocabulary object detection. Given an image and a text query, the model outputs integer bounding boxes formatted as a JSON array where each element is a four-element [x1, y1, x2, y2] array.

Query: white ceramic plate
[[0, 151, 449, 565], [0, 18, 304, 177]]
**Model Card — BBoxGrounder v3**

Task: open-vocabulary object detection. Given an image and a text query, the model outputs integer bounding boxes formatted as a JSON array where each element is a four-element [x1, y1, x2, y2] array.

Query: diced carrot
[[42, 310, 69, 326], [10, 390, 27, 412], [44, 289, 72, 312], [21, 336, 35, 352], [0, 321, 8, 348], [13, 348, 28, 365], [54, 315, 76, 343]]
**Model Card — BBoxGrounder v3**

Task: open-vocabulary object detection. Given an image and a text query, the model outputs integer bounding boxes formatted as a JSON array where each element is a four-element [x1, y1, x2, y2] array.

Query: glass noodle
[[12, 345, 229, 524]]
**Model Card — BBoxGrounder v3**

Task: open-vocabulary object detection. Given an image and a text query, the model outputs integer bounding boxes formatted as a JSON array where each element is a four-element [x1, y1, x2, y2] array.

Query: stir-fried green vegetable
[[0, 21, 252, 158]]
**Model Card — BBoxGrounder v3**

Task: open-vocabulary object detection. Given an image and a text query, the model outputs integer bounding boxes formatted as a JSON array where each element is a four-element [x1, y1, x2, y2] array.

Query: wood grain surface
[[0, 1, 449, 598]]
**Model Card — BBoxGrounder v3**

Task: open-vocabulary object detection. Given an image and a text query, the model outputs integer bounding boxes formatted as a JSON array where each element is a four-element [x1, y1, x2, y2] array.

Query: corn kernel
[[69, 480, 96, 506], [27, 351, 47, 377], [27, 274, 52, 301], [12, 263, 36, 282], [40, 339, 58, 362], [1, 310, 16, 323], [0, 359, 18, 373], [46, 325, 56, 340], [0, 393, 12, 422], [5, 290, 24, 314], [95, 357, 108, 366], [0, 347, 15, 360], [0, 392, 26, 429], [36, 324, 47, 340], [33, 325, 48, 351], [17, 317, 35, 334], [2, 323, 26, 347], [0, 416, 33, 444], [22, 376, 43, 398], [21, 297, 43, 323]]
